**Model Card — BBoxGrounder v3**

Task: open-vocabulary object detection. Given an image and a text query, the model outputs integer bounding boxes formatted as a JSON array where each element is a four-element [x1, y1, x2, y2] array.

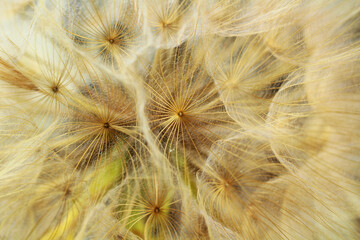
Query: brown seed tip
[[162, 21, 168, 28], [154, 207, 160, 213]]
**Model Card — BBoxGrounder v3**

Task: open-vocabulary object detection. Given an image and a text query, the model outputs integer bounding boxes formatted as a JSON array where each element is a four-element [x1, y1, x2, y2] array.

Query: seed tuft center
[[52, 86, 59, 93], [154, 207, 160, 213]]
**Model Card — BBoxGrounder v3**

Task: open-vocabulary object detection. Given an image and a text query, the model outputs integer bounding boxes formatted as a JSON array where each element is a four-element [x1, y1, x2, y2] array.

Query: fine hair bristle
[[0, 0, 359, 239]]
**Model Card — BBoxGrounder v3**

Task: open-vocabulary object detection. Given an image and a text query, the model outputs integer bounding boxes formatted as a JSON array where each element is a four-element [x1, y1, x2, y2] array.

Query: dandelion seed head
[[1, 1, 359, 239]]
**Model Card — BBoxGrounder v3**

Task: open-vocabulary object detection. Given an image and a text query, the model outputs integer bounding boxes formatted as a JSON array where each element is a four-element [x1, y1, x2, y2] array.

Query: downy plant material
[[0, 0, 359, 239]]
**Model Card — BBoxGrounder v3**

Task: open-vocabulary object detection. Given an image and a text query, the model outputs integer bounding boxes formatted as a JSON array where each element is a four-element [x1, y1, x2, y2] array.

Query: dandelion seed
[[197, 135, 284, 231], [145, 41, 240, 175], [60, 0, 146, 68], [206, 35, 295, 128], [49, 62, 139, 170], [144, 0, 199, 48], [113, 170, 184, 239]]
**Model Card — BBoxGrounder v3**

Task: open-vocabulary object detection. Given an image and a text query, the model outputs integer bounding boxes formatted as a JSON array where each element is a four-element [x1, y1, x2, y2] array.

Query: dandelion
[[49, 62, 139, 171], [206, 35, 295, 128], [113, 169, 184, 240], [0, 0, 359, 239], [197, 135, 285, 232], [58, 0, 146, 68], [143, 0, 199, 48], [144, 41, 240, 178]]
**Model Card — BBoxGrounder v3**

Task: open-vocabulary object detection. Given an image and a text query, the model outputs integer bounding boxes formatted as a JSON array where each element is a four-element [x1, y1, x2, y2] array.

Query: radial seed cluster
[[0, 0, 359, 239]]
